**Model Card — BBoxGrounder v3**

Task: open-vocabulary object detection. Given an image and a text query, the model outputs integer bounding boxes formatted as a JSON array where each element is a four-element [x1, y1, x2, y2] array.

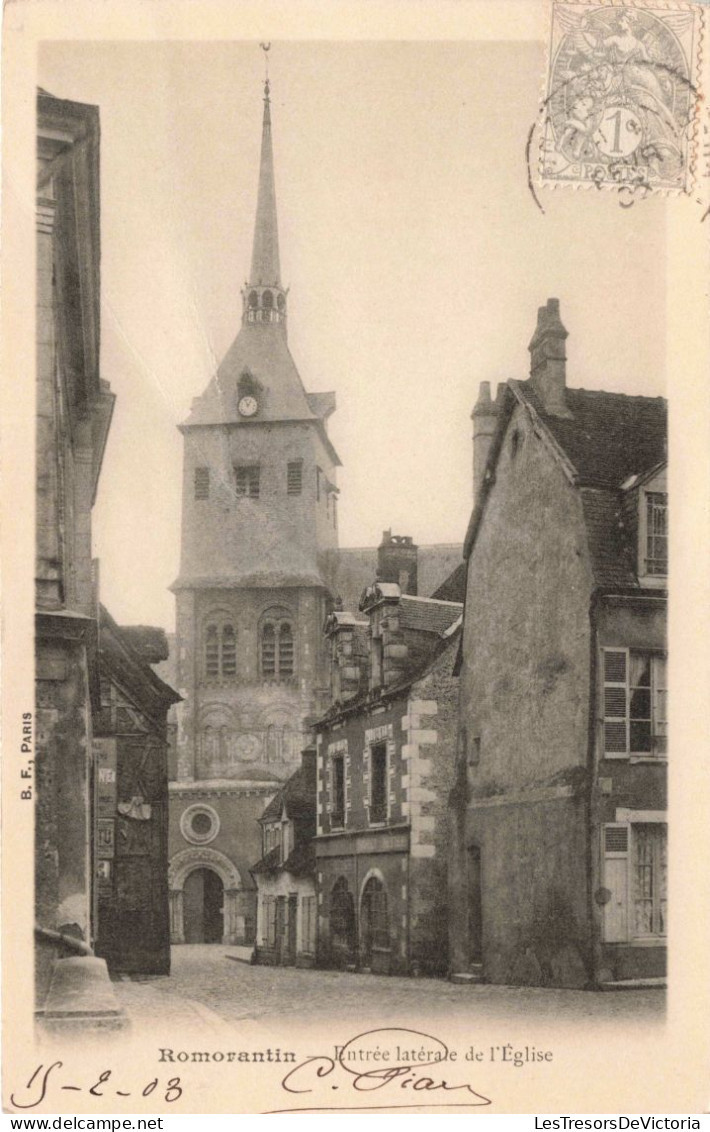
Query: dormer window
[[645, 492, 667, 576]]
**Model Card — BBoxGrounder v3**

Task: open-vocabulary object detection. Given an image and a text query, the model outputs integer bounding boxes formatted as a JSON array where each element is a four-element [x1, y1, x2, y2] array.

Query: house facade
[[450, 298, 667, 989], [35, 90, 115, 1006], [251, 750, 318, 967], [314, 551, 463, 977]]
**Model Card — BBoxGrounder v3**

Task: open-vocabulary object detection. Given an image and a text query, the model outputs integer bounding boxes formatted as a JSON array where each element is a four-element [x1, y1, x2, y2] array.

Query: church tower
[[168, 72, 341, 947]]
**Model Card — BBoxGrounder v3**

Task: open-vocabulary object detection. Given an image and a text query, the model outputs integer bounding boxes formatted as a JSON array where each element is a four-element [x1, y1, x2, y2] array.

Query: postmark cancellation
[[540, 2, 704, 195]]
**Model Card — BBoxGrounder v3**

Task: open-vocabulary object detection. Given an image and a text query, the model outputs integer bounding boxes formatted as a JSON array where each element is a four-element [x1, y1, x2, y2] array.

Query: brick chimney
[[324, 611, 368, 703], [377, 530, 418, 595], [360, 583, 409, 691], [528, 298, 572, 418], [471, 382, 500, 500]]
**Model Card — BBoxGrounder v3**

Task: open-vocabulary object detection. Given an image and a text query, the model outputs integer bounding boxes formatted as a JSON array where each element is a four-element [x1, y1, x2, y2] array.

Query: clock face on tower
[[238, 395, 258, 418]]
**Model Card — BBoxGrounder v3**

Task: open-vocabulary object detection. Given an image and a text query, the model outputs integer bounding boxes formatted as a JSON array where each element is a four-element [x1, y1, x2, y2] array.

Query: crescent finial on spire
[[260, 42, 271, 97]]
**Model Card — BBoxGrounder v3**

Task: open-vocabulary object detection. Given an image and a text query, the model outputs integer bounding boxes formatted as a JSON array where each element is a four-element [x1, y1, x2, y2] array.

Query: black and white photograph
[[3, 0, 710, 1118]]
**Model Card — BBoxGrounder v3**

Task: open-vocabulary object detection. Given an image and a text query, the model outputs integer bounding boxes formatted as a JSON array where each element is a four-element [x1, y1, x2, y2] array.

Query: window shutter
[[603, 649, 628, 754], [603, 823, 629, 942], [652, 656, 668, 755]]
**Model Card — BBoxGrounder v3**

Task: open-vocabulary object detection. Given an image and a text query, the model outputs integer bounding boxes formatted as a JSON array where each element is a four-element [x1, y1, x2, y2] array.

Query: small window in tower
[[277, 293, 285, 311], [287, 461, 303, 495], [235, 465, 260, 499], [262, 290, 274, 309], [248, 290, 258, 308], [316, 467, 322, 502], [194, 466, 210, 500]]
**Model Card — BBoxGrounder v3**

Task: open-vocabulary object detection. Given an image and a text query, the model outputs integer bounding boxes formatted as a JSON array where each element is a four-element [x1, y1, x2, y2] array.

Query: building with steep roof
[[167, 75, 461, 947], [450, 298, 667, 990]]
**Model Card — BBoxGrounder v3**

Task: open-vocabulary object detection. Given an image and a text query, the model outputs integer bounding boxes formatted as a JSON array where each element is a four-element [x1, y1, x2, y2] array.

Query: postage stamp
[[540, 2, 704, 194]]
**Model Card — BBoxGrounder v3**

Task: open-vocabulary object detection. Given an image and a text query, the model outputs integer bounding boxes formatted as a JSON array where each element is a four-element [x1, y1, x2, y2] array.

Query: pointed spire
[[242, 53, 288, 332], [250, 75, 281, 286]]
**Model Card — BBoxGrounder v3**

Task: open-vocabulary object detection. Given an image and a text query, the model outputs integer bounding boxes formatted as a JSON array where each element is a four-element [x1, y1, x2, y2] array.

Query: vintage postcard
[[2, 0, 710, 1118]]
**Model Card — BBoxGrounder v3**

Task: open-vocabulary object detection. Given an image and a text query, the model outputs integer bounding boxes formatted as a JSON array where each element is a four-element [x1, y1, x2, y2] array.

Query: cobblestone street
[[113, 945, 665, 1037]]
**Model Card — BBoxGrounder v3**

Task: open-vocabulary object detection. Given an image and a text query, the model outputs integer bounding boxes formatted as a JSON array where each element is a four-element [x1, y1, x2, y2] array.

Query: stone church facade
[[167, 77, 461, 946]]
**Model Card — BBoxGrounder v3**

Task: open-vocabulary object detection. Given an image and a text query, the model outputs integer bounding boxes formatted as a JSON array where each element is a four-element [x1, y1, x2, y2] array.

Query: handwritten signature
[[9, 1063, 183, 1109], [270, 1027, 493, 1113]]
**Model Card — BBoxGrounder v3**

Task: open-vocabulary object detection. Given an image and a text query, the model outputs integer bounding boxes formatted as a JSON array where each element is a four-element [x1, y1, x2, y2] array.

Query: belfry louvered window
[[602, 648, 667, 757], [194, 466, 210, 499], [287, 461, 303, 495], [221, 625, 237, 676], [205, 625, 220, 677], [260, 609, 295, 680], [204, 620, 237, 679]]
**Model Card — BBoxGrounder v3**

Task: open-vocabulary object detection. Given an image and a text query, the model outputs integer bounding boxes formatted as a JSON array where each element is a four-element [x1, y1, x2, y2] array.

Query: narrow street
[[113, 944, 665, 1037]]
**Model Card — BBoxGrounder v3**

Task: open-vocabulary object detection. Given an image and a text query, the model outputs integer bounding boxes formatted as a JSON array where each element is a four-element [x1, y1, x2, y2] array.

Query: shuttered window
[[287, 461, 303, 495], [194, 466, 210, 499], [602, 649, 667, 758], [645, 492, 668, 575]]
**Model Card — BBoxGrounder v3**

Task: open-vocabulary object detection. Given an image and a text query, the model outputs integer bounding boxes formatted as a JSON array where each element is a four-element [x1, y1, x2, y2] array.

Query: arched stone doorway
[[183, 867, 224, 943], [329, 877, 356, 968], [169, 847, 243, 944], [360, 874, 390, 973]]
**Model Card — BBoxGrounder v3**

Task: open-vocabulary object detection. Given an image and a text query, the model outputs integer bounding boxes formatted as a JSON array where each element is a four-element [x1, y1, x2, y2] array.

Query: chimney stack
[[377, 530, 418, 596], [528, 298, 571, 418], [324, 611, 368, 703], [471, 381, 500, 500]]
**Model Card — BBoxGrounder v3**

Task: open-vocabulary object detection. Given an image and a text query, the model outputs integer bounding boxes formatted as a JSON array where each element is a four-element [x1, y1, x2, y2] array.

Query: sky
[[39, 40, 667, 631]]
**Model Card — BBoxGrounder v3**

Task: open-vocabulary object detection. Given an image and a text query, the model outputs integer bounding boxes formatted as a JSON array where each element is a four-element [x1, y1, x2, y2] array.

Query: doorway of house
[[360, 876, 389, 972], [183, 867, 224, 943], [330, 877, 356, 968]]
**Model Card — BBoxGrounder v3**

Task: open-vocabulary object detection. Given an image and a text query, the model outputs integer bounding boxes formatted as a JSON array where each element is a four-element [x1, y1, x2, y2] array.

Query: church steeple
[[242, 71, 288, 331]]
